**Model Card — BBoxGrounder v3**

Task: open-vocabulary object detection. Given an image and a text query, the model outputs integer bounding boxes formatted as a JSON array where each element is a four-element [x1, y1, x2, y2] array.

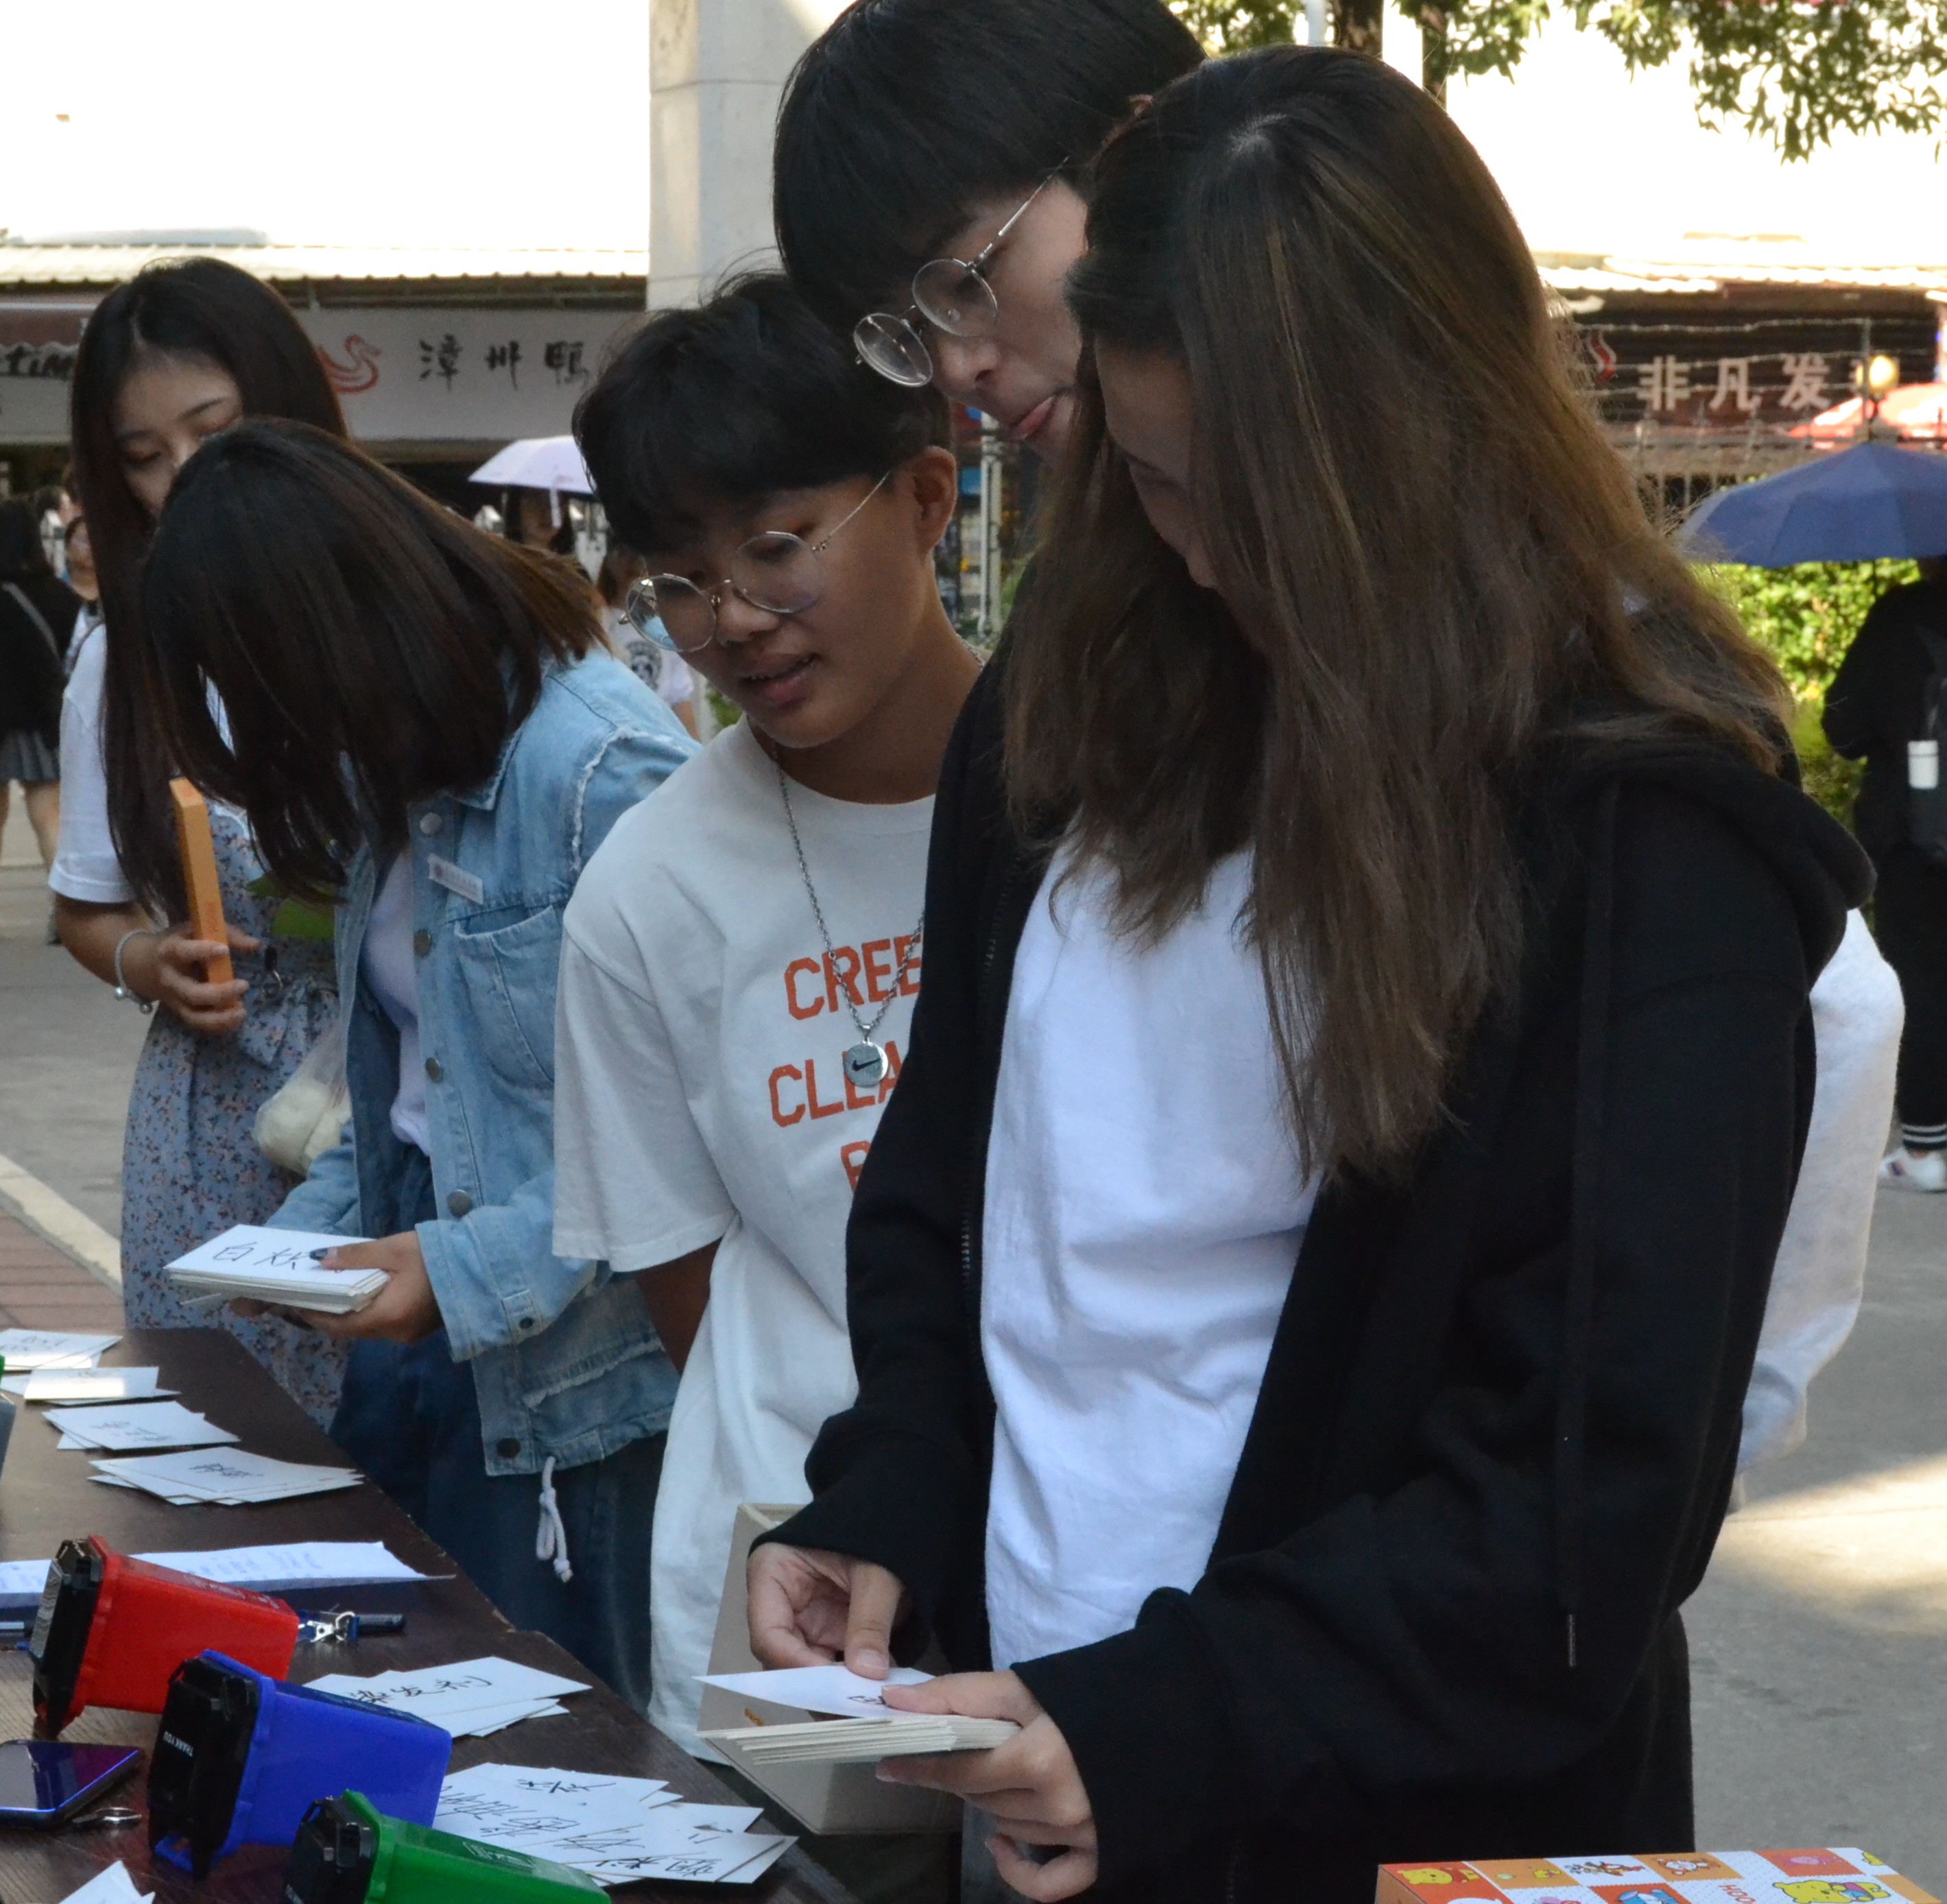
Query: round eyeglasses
[[852, 174, 1058, 388], [623, 474, 892, 655]]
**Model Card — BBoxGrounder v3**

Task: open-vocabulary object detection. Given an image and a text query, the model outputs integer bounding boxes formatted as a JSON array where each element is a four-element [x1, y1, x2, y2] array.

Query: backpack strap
[[2, 582, 62, 663]]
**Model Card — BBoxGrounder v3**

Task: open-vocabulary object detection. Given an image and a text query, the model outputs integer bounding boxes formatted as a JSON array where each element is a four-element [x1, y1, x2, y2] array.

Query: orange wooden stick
[[169, 779, 234, 986]]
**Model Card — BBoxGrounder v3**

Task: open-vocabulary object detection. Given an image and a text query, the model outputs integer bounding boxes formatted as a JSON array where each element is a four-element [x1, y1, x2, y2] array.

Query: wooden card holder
[[169, 779, 233, 986]]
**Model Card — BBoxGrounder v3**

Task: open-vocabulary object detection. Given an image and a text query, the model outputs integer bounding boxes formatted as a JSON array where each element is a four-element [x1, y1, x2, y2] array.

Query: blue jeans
[[329, 1148, 660, 1711]]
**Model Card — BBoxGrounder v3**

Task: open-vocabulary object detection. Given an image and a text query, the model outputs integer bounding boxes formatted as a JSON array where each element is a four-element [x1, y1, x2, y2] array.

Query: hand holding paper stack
[[698, 1665, 1020, 1764], [167, 1225, 385, 1314]]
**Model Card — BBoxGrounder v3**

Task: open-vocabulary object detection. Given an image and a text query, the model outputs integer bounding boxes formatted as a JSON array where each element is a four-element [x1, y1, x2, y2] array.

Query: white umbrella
[[468, 435, 593, 496]]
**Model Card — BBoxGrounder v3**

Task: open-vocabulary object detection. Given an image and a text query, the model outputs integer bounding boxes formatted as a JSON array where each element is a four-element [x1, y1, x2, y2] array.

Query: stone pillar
[[649, 0, 849, 311]]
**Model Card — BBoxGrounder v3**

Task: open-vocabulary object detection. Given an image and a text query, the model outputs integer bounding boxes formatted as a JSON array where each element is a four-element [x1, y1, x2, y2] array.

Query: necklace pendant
[[844, 1041, 889, 1090]]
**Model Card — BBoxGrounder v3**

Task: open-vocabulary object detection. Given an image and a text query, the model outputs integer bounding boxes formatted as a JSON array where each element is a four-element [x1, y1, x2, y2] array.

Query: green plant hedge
[[1701, 559, 1920, 827]]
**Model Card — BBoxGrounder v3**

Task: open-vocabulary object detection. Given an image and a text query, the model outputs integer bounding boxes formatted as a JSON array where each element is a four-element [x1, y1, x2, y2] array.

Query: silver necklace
[[776, 756, 924, 1090]]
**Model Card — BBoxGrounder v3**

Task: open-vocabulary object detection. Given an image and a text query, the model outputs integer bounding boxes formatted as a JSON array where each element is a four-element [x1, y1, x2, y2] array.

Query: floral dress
[[119, 804, 348, 1426]]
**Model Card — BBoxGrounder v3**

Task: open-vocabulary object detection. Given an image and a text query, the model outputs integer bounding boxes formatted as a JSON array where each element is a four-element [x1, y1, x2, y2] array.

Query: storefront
[[0, 240, 647, 496], [1539, 250, 1947, 501]]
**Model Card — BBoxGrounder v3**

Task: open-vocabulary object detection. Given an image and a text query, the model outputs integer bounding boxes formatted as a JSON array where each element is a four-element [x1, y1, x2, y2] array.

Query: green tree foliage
[[1704, 559, 1918, 706], [1703, 559, 1918, 823], [1168, 0, 1947, 157], [1169, 1, 1302, 49]]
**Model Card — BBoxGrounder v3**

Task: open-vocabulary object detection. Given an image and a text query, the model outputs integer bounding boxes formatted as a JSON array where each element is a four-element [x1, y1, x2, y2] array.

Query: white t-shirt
[[49, 627, 133, 904], [981, 849, 1317, 1671], [604, 610, 696, 712], [552, 716, 931, 1755], [1741, 910, 1901, 1471], [362, 854, 430, 1153]]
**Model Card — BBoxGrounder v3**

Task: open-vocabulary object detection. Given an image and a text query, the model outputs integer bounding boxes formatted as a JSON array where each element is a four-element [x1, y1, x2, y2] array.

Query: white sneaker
[[1879, 1146, 1947, 1192]]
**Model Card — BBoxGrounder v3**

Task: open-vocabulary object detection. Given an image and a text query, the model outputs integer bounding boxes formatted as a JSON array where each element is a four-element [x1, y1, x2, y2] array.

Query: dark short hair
[[774, 0, 1202, 329], [136, 421, 598, 904], [574, 271, 949, 554]]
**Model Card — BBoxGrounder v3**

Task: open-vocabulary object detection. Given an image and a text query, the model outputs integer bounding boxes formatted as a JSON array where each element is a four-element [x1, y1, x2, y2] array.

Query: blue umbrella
[[1677, 441, 1947, 567]]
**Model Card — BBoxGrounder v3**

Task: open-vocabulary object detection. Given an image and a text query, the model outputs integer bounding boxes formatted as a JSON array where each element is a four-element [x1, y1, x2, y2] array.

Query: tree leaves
[[1167, 0, 1947, 157]]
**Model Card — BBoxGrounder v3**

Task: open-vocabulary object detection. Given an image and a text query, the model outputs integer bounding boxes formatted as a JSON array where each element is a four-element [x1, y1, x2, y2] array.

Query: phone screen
[[0, 1740, 140, 1822]]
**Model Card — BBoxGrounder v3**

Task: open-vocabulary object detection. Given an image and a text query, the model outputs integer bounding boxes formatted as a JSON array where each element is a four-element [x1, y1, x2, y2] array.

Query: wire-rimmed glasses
[[852, 173, 1060, 388], [622, 474, 892, 655]]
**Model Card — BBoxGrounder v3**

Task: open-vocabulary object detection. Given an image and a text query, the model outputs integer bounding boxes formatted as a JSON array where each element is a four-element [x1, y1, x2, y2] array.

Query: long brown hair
[[1008, 47, 1790, 1183], [68, 256, 348, 916], [134, 422, 598, 902]]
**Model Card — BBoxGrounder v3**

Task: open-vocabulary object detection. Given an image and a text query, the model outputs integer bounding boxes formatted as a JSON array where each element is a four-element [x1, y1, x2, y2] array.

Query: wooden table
[[0, 1329, 851, 1904]]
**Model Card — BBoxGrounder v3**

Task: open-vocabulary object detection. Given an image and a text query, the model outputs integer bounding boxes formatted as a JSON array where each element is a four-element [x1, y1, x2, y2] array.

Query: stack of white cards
[[699, 1664, 1020, 1763], [0, 1541, 438, 1610], [435, 1764, 793, 1886], [304, 1656, 591, 1737], [0, 1329, 119, 1370], [89, 1447, 362, 1505], [47, 1400, 237, 1451], [2, 1366, 171, 1403], [167, 1225, 385, 1314], [702, 1716, 1019, 1763]]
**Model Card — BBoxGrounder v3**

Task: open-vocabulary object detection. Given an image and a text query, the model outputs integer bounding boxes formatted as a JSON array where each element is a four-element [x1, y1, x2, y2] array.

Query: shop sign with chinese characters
[[1576, 313, 1938, 427], [300, 308, 635, 442], [0, 302, 636, 444]]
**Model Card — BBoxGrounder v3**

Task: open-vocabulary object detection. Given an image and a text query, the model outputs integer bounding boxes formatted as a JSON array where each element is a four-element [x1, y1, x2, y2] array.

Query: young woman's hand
[[149, 921, 261, 1035], [307, 1231, 443, 1343], [879, 1672, 1097, 1901], [746, 1543, 911, 1678]]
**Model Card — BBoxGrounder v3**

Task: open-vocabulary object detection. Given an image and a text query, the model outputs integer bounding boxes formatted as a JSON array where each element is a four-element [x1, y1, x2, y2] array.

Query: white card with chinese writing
[[700, 1662, 934, 1718], [0, 1329, 119, 1370], [304, 1656, 590, 1736], [165, 1225, 385, 1313], [47, 1400, 238, 1452], [89, 1447, 362, 1505]]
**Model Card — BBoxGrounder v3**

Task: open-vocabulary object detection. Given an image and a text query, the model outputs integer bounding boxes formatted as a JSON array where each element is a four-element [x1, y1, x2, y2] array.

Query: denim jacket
[[270, 653, 697, 1475]]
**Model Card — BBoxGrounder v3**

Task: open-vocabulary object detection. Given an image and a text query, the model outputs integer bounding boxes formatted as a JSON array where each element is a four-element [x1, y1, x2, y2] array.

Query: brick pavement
[[0, 1209, 123, 1332]]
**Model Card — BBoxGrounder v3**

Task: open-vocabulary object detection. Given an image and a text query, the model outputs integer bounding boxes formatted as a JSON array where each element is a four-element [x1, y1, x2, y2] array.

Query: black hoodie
[[771, 664, 1869, 1903]]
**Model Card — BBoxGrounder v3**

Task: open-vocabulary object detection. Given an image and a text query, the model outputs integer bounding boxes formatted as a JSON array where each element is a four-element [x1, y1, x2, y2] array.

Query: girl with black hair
[[137, 418, 693, 1709], [0, 498, 75, 883], [52, 256, 352, 1423], [752, 52, 1874, 1903]]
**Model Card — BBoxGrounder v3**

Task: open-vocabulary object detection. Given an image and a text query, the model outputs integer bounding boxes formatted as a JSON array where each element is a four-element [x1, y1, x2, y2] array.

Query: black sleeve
[[765, 666, 1007, 1654], [1015, 786, 1813, 1879]]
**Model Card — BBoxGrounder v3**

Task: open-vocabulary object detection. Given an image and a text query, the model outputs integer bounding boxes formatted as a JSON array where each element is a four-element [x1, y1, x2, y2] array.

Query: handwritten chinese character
[[544, 340, 587, 385], [485, 341, 522, 387], [419, 335, 462, 390]]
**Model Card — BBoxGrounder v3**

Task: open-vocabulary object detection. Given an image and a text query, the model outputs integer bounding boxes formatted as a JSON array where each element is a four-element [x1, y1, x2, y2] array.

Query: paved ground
[[1, 805, 1944, 1880], [0, 1208, 123, 1331], [0, 800, 147, 1234]]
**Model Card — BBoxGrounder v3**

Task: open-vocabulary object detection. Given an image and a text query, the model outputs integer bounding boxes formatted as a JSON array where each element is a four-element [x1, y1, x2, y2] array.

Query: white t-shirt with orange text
[[552, 715, 929, 1753]]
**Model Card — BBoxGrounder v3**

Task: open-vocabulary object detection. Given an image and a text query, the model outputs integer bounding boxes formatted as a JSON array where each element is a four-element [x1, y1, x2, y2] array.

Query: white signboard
[[0, 304, 638, 449], [299, 307, 638, 444]]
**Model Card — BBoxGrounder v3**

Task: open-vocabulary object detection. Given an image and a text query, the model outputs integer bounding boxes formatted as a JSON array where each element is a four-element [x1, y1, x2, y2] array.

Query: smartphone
[[0, 1740, 141, 1829]]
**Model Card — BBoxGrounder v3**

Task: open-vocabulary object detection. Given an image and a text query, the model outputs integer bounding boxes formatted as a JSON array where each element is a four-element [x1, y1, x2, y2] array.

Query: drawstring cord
[[536, 1456, 573, 1584], [1555, 780, 1620, 1672]]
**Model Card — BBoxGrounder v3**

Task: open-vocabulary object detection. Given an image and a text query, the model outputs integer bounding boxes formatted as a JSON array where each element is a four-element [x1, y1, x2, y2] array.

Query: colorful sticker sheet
[[1380, 1848, 1938, 1904]]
